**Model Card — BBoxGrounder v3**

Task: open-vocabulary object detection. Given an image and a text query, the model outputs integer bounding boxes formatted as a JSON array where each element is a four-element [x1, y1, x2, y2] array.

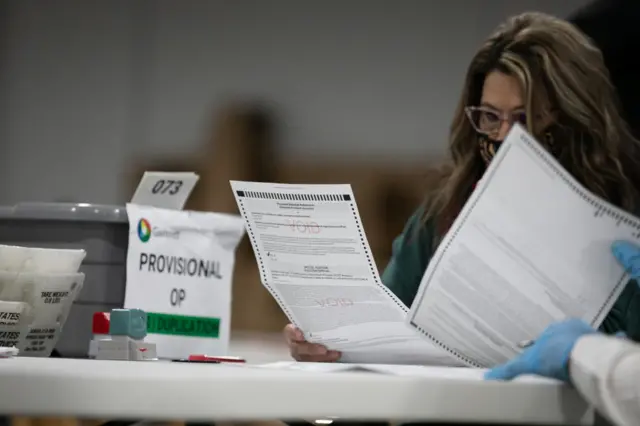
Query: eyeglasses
[[465, 106, 527, 136]]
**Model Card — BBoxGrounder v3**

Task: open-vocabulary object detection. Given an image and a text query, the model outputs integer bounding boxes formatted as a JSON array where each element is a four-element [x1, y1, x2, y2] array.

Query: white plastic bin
[[0, 203, 128, 357]]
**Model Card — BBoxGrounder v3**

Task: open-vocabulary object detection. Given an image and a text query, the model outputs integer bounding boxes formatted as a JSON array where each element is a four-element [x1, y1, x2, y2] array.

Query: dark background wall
[[0, 0, 590, 205]]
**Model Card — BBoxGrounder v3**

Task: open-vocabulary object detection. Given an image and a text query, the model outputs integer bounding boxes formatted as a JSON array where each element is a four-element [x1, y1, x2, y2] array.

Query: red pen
[[189, 354, 246, 363], [171, 354, 247, 364]]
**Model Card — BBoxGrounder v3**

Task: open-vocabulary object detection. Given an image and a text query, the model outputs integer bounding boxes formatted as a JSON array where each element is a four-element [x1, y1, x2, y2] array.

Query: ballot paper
[[407, 123, 639, 368], [231, 181, 462, 366]]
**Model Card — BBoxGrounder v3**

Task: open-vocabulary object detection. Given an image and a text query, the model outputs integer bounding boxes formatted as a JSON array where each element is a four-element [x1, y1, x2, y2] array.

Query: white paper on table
[[0, 346, 19, 357], [256, 361, 560, 384], [407, 123, 639, 368], [230, 181, 463, 366]]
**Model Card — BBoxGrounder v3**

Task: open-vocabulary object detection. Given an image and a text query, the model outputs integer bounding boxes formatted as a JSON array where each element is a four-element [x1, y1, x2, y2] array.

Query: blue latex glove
[[612, 240, 640, 280], [484, 319, 597, 382]]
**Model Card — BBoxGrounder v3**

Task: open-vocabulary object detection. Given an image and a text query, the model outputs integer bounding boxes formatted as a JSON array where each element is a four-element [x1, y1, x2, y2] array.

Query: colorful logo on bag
[[137, 218, 151, 243]]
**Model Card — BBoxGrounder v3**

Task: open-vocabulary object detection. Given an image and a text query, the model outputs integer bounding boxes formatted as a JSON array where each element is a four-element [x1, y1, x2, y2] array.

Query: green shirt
[[381, 210, 640, 340]]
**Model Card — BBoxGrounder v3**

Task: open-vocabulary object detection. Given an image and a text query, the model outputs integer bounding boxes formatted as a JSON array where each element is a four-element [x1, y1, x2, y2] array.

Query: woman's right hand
[[284, 324, 341, 362]]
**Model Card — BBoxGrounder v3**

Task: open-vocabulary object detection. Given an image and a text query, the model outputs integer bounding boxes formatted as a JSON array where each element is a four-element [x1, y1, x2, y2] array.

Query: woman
[[285, 11, 640, 362]]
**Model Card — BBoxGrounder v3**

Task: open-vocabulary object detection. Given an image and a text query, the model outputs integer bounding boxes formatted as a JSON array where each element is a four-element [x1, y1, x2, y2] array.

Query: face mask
[[478, 134, 502, 166], [477, 128, 560, 167]]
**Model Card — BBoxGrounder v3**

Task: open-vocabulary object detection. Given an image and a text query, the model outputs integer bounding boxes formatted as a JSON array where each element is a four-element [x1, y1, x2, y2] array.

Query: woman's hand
[[283, 324, 341, 362]]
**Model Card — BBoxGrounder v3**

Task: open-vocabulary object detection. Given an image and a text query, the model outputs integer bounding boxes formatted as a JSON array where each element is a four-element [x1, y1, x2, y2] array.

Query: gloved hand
[[484, 319, 597, 382], [612, 240, 640, 280]]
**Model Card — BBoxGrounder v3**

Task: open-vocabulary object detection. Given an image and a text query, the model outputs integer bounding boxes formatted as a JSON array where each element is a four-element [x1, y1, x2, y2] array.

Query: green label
[[146, 312, 220, 338]]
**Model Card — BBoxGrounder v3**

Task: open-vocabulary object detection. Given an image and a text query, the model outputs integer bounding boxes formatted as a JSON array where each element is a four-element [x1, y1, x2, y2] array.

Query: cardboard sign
[[131, 171, 199, 210]]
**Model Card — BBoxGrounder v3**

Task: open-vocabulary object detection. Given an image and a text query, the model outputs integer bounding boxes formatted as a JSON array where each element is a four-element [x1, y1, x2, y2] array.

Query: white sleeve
[[570, 334, 640, 426]]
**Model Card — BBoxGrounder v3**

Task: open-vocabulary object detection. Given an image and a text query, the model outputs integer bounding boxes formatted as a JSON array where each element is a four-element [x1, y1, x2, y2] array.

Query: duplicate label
[[146, 312, 220, 338]]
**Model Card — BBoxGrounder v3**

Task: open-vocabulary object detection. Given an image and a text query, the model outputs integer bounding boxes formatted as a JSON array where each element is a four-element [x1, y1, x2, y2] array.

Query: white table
[[0, 358, 591, 425], [228, 331, 292, 364]]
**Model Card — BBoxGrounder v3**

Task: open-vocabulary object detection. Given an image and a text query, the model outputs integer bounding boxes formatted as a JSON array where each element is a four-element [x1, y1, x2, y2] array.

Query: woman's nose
[[496, 120, 513, 141]]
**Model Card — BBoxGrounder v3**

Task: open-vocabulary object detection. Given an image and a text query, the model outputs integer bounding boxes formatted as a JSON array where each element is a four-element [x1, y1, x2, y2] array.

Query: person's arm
[[485, 319, 640, 426], [599, 279, 640, 341], [570, 334, 640, 426], [611, 242, 640, 342], [380, 208, 435, 307]]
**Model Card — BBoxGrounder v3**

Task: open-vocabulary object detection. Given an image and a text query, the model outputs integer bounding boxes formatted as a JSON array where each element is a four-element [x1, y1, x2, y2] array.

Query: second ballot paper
[[407, 123, 639, 368], [231, 181, 463, 366]]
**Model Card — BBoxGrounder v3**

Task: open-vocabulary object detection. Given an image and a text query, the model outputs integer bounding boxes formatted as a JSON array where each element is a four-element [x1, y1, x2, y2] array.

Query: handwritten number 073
[[151, 180, 183, 195]]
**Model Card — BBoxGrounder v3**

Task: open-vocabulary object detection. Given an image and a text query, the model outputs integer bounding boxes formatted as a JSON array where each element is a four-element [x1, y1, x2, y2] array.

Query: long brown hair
[[423, 12, 640, 236]]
